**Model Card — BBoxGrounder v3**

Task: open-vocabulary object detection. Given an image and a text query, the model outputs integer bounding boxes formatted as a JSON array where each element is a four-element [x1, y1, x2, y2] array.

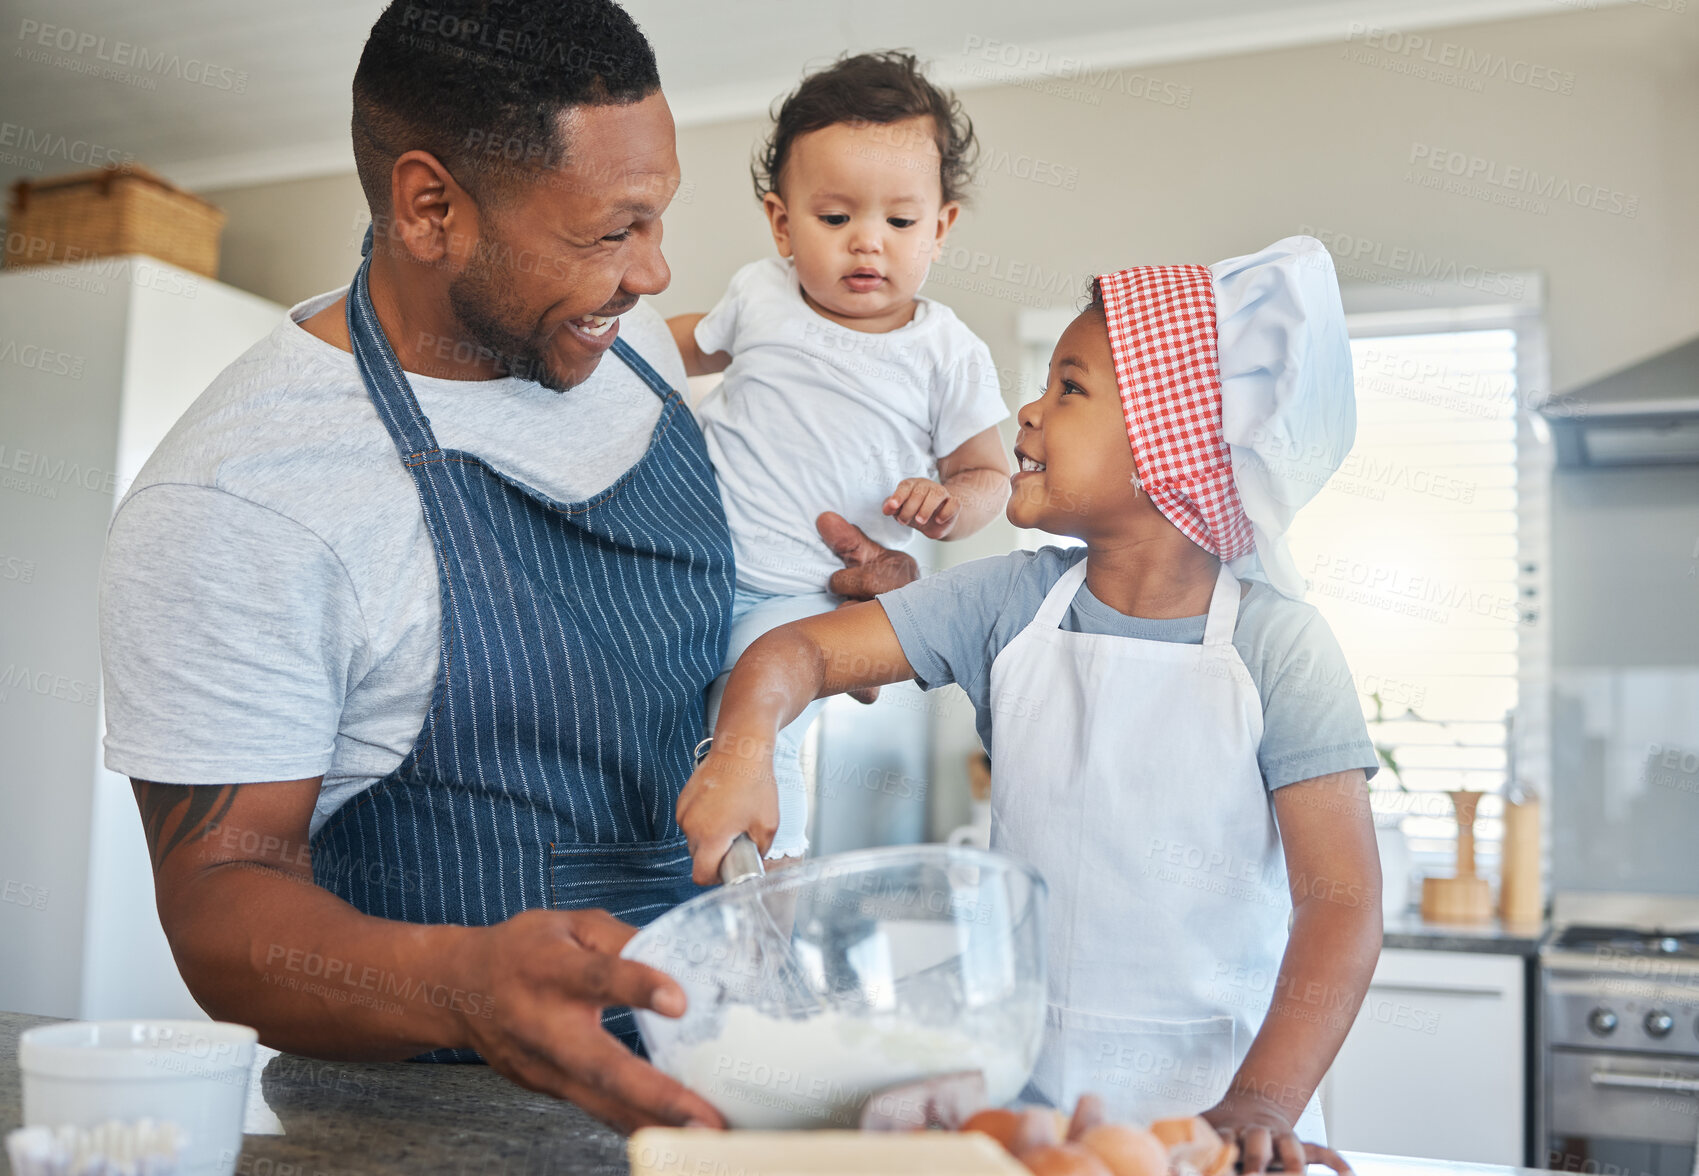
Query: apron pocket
[[1033, 1004, 1235, 1122], [550, 836, 705, 1057], [548, 835, 706, 929]]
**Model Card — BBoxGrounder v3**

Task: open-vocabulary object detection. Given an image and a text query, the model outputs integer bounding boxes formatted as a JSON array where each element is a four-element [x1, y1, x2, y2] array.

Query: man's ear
[[387, 148, 480, 268], [929, 200, 961, 261], [761, 191, 792, 259]]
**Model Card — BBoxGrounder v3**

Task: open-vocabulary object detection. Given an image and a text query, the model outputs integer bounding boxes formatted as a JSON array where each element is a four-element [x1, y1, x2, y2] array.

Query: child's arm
[[1203, 768, 1381, 1173], [883, 426, 1011, 541], [677, 601, 915, 883], [666, 313, 732, 378]]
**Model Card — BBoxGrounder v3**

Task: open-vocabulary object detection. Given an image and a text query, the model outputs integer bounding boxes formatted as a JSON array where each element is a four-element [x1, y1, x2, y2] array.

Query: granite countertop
[[1380, 908, 1547, 956], [2, 1009, 1556, 1176]]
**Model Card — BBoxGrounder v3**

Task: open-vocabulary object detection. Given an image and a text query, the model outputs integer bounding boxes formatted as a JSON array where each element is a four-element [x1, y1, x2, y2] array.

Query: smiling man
[[97, 0, 914, 1132]]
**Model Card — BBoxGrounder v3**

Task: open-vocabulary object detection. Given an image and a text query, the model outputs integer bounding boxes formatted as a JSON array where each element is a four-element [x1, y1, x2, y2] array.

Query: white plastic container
[[19, 1020, 257, 1176]]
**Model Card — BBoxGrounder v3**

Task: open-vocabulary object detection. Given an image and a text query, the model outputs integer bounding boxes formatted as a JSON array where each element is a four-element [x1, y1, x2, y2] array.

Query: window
[[1017, 280, 1553, 890], [1288, 326, 1545, 880]]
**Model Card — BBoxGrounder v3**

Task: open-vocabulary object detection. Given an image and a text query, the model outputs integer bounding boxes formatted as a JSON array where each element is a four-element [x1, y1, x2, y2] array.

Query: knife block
[[1420, 790, 1492, 924]]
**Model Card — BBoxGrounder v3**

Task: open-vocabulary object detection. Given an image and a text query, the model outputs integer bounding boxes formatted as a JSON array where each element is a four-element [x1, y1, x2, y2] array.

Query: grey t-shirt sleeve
[[1245, 602, 1380, 790], [100, 483, 367, 784], [877, 548, 1077, 738], [878, 551, 1023, 695]]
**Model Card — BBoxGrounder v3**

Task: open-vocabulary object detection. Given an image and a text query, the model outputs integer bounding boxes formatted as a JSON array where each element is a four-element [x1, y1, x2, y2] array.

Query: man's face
[[449, 92, 678, 391]]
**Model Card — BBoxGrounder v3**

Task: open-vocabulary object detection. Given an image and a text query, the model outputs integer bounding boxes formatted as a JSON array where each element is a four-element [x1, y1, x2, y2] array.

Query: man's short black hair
[[352, 0, 661, 214]]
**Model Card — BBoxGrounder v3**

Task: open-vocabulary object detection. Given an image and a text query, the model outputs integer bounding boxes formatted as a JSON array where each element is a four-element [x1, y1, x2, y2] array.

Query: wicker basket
[[5, 164, 227, 278]]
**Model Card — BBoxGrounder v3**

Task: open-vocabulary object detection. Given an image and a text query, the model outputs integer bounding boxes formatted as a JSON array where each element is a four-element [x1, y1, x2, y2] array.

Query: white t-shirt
[[98, 289, 687, 836], [694, 258, 1009, 596]]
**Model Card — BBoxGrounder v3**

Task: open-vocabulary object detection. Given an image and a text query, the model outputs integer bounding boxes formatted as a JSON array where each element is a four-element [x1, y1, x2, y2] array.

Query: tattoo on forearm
[[136, 782, 240, 871]]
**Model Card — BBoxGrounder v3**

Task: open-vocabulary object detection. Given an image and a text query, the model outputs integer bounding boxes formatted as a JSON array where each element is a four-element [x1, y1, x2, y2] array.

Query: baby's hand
[[677, 737, 780, 885], [883, 477, 960, 540]]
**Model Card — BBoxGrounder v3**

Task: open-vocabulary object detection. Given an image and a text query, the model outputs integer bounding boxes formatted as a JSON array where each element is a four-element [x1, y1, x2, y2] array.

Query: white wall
[[205, 4, 1699, 398], [194, 1, 1699, 833]]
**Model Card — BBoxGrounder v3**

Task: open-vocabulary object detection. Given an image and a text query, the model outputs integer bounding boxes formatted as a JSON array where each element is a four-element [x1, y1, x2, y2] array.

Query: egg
[[1022, 1143, 1116, 1176], [1066, 1094, 1107, 1142], [962, 1109, 1025, 1152], [1150, 1116, 1237, 1176], [963, 1108, 1063, 1157], [1021, 1109, 1068, 1155], [1078, 1124, 1170, 1176]]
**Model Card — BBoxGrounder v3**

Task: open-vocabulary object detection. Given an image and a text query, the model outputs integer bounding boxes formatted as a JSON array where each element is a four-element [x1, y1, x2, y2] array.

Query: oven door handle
[[1590, 1070, 1699, 1096]]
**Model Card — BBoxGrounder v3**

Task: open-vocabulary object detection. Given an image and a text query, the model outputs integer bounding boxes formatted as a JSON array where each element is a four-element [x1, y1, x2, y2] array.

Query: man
[[98, 0, 917, 1132]]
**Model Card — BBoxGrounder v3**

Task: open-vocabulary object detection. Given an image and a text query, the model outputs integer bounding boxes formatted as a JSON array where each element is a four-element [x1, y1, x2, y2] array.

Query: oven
[[1540, 893, 1699, 1176]]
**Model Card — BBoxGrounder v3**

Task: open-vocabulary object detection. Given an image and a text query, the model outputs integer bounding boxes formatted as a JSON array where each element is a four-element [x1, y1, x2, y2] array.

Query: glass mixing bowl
[[621, 844, 1047, 1129]]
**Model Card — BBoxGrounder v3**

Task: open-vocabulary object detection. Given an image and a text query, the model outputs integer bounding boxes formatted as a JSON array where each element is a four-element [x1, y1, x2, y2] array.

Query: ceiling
[[0, 0, 1625, 195]]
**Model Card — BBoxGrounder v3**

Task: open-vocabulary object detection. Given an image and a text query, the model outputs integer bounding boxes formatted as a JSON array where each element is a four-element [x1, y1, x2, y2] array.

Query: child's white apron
[[987, 559, 1326, 1140]]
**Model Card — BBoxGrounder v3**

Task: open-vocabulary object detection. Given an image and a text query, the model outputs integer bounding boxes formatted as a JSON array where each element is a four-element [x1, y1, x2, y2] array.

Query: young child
[[669, 52, 1011, 862], [679, 237, 1382, 1168]]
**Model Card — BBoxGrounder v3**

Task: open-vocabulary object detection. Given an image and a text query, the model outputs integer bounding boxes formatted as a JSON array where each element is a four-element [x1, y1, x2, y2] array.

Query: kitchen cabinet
[[0, 256, 282, 1021], [1322, 948, 1527, 1165]]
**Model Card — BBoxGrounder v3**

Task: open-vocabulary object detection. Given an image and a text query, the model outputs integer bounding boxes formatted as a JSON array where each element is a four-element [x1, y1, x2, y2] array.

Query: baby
[[669, 52, 1011, 861]]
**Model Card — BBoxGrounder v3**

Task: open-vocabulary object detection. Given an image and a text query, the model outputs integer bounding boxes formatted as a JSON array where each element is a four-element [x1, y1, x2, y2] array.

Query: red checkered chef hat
[[1095, 236, 1356, 599]]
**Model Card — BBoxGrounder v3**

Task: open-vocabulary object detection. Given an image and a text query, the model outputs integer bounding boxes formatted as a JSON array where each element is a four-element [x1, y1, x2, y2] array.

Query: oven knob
[[1588, 1008, 1618, 1036], [1645, 1011, 1675, 1038]]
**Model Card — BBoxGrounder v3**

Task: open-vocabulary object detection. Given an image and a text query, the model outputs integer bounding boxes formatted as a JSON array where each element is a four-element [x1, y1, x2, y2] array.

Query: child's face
[[762, 116, 959, 332], [1009, 308, 1150, 538]]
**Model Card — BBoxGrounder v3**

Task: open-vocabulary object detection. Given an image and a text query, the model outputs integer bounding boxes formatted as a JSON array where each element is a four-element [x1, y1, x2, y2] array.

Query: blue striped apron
[[311, 231, 734, 1059]]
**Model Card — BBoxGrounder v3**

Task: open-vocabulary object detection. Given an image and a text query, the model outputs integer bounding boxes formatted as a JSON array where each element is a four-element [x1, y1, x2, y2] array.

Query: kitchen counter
[[1, 1010, 1558, 1176], [1380, 908, 1546, 956], [0, 1010, 626, 1176]]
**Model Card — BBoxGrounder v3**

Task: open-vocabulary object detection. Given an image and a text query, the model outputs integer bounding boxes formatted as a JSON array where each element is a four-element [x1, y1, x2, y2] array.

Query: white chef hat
[[1212, 235, 1356, 600], [1095, 235, 1354, 600]]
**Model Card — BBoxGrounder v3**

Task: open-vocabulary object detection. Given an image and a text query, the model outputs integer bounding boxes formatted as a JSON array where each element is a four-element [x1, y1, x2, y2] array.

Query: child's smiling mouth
[[1014, 447, 1046, 475]]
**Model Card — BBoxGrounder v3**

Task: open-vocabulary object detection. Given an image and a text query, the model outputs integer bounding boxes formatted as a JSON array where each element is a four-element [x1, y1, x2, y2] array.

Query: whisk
[[691, 737, 824, 1015], [717, 833, 826, 1016]]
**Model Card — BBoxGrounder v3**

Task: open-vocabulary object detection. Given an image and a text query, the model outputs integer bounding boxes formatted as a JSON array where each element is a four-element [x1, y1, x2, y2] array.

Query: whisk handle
[[719, 833, 766, 886]]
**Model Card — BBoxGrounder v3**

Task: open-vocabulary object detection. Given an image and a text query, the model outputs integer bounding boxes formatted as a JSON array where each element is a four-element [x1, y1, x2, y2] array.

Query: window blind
[[1286, 329, 1524, 880]]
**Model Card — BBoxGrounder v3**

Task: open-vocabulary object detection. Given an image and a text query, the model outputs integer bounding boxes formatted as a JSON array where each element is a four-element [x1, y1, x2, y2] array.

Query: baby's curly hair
[[752, 50, 978, 205]]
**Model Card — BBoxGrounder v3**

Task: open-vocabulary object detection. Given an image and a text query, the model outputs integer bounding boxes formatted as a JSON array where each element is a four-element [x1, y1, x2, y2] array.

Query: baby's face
[[1009, 308, 1149, 537], [763, 116, 958, 332]]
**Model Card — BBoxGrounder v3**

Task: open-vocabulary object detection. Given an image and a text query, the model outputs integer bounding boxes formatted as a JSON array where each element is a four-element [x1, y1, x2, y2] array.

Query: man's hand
[[817, 511, 920, 600], [1202, 1090, 1351, 1175], [817, 511, 919, 704], [677, 741, 780, 884], [453, 908, 725, 1132], [883, 477, 961, 540]]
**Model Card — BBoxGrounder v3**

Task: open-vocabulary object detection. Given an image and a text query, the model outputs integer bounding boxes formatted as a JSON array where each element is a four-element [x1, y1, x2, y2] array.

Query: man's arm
[[1203, 769, 1381, 1173], [135, 776, 724, 1132], [666, 313, 730, 378]]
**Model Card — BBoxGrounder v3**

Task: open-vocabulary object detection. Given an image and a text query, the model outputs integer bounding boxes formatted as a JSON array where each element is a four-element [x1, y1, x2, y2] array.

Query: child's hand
[[1202, 1094, 1352, 1174], [883, 477, 960, 540], [676, 738, 780, 885]]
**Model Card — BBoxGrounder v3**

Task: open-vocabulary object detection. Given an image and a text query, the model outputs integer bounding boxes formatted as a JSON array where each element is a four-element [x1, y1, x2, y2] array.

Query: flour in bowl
[[667, 1003, 1029, 1129]]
